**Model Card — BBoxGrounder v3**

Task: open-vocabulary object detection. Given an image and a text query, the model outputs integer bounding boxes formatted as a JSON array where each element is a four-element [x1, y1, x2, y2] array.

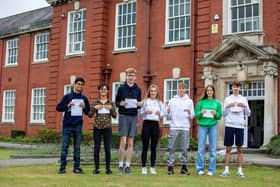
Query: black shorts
[[224, 126, 244, 147]]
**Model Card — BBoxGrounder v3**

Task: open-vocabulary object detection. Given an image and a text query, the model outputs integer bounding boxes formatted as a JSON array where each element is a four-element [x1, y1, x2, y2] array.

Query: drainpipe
[[191, 1, 198, 137], [142, 0, 154, 89]]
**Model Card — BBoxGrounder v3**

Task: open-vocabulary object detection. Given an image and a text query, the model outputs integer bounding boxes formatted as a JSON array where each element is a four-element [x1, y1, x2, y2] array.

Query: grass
[[0, 165, 279, 187], [0, 148, 22, 159]]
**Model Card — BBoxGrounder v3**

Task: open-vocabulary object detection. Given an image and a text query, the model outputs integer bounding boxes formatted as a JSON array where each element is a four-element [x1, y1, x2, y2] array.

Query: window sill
[[30, 122, 45, 126], [162, 42, 191, 49], [64, 53, 85, 59], [32, 60, 48, 64], [4, 64, 18, 68], [1, 122, 15, 125], [223, 31, 264, 39], [112, 48, 137, 55]]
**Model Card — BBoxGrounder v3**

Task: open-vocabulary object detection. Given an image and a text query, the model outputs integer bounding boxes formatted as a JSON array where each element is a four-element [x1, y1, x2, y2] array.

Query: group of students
[[56, 67, 251, 178]]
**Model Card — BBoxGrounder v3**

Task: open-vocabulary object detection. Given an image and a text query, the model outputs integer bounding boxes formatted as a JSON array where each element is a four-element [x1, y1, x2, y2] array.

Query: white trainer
[[150, 167, 157, 174], [198, 171, 204, 175], [220, 171, 230, 177], [237, 172, 245, 178], [207, 171, 214, 176], [141, 167, 147, 174]]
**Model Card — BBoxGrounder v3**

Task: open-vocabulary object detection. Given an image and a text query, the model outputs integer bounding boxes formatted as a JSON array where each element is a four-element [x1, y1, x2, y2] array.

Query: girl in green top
[[195, 85, 222, 176]]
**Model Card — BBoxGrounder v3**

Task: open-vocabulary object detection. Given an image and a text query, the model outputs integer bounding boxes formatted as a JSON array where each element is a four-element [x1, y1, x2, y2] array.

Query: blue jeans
[[60, 125, 82, 169], [196, 125, 217, 173]]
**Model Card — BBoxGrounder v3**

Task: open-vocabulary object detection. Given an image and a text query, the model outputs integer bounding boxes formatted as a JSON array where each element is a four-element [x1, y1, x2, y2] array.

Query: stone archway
[[199, 36, 280, 147]]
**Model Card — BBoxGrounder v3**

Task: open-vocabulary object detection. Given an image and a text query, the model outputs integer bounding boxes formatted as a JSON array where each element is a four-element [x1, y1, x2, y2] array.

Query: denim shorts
[[224, 126, 244, 147], [118, 114, 138, 137]]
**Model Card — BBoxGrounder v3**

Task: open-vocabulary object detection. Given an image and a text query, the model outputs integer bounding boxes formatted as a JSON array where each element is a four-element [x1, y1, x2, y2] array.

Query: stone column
[[263, 62, 278, 145]]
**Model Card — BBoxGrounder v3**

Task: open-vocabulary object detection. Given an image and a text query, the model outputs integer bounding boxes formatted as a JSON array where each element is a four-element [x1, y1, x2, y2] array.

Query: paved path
[[0, 158, 58, 167], [0, 143, 279, 168]]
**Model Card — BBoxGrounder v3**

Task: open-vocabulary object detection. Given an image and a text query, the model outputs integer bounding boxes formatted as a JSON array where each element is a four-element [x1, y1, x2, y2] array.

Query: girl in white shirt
[[140, 84, 165, 174]]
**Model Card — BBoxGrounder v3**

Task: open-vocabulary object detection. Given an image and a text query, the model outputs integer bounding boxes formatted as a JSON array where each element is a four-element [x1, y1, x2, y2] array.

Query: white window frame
[[112, 82, 123, 124], [2, 90, 16, 123], [64, 84, 73, 95], [66, 9, 86, 55], [223, 0, 262, 35], [30, 88, 46, 124], [227, 80, 264, 100], [163, 78, 190, 125], [34, 32, 49, 62], [165, 0, 191, 45], [114, 0, 137, 51], [5, 38, 19, 66]]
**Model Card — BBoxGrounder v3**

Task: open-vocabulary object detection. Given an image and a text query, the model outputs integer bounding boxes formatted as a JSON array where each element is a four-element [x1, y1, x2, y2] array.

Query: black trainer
[[92, 169, 100, 174], [106, 169, 113, 175], [168, 166, 174, 175], [181, 165, 190, 175], [125, 167, 131, 174], [73, 168, 84, 174], [57, 168, 66, 174]]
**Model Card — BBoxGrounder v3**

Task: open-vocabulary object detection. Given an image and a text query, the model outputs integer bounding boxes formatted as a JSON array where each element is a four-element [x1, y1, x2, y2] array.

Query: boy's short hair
[[74, 77, 85, 84], [98, 83, 109, 90], [178, 82, 187, 89], [232, 80, 241, 87], [125, 67, 137, 75]]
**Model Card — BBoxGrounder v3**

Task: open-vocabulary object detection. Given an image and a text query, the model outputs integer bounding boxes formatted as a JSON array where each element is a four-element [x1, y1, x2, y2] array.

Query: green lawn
[[0, 165, 279, 187]]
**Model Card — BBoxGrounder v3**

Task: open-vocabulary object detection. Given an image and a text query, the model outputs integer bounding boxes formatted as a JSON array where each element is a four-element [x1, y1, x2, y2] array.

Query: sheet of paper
[[98, 107, 110, 114], [71, 99, 83, 116], [125, 98, 137, 109], [202, 110, 214, 118], [145, 105, 160, 121], [231, 106, 242, 113]]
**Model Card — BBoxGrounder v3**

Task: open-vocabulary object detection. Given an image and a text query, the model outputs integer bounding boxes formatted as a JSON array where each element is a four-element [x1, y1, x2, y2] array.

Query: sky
[[0, 0, 50, 19]]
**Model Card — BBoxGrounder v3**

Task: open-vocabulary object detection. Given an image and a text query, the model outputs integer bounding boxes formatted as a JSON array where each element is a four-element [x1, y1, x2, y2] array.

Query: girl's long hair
[[199, 84, 216, 100], [144, 84, 161, 100]]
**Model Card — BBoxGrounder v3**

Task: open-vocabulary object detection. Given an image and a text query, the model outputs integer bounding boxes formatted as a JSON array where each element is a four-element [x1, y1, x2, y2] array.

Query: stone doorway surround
[[198, 36, 280, 147]]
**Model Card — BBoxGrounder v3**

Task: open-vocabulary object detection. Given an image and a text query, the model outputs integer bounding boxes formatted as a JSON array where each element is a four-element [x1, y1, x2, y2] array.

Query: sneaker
[[57, 168, 66, 174], [198, 170, 204, 175], [125, 167, 131, 174], [237, 172, 245, 178], [180, 165, 190, 175], [141, 167, 147, 174], [220, 171, 230, 177], [118, 167, 124, 174], [207, 171, 214, 176], [150, 167, 157, 174], [73, 168, 84, 174], [106, 169, 112, 175], [92, 169, 100, 174], [167, 166, 174, 175]]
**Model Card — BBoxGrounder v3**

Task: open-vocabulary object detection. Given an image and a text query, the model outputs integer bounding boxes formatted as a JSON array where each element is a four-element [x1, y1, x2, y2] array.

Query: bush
[[82, 131, 93, 146], [37, 128, 61, 143], [11, 130, 25, 139], [266, 135, 280, 156]]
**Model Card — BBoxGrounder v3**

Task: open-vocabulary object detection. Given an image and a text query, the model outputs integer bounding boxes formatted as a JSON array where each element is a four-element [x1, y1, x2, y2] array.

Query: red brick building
[[0, 0, 279, 148]]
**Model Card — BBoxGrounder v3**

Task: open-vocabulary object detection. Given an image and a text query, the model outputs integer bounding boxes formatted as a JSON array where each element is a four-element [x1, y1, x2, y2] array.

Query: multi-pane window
[[5, 39, 18, 66], [164, 78, 190, 106], [67, 9, 86, 54], [227, 80, 264, 99], [115, 1, 136, 50], [64, 84, 73, 95], [112, 82, 123, 124], [230, 0, 260, 33], [31, 88, 46, 123], [166, 0, 191, 44], [2, 90, 16, 122], [34, 32, 49, 62]]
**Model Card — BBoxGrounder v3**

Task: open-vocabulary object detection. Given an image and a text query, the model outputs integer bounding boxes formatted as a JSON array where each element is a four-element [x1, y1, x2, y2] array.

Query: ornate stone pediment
[[199, 36, 280, 66]]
